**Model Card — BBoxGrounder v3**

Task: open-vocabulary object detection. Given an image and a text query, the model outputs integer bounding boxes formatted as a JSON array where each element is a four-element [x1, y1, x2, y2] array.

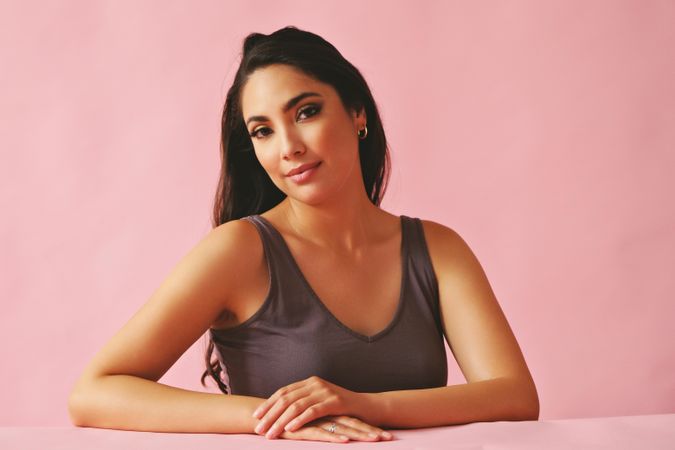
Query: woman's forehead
[[241, 65, 331, 113]]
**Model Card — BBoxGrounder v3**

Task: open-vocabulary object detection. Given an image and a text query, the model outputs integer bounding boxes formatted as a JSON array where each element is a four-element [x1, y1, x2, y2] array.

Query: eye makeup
[[249, 102, 323, 140]]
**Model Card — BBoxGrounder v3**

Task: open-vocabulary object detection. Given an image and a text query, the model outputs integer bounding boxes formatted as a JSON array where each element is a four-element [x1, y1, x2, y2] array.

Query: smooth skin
[[68, 63, 538, 443]]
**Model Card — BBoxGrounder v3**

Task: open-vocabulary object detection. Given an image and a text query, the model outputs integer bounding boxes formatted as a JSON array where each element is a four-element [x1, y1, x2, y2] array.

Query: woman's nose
[[279, 126, 306, 159]]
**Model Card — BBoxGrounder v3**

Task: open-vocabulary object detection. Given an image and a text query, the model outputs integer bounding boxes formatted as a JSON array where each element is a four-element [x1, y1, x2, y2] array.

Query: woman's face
[[240, 64, 366, 205]]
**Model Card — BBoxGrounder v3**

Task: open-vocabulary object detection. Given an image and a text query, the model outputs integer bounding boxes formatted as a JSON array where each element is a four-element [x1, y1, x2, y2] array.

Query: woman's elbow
[[517, 382, 540, 421], [506, 377, 540, 421], [522, 396, 540, 421], [67, 389, 87, 426], [67, 381, 97, 427]]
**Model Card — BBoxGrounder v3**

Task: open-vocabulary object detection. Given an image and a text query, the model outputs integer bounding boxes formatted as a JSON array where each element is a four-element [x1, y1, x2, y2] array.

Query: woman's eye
[[250, 127, 271, 139], [249, 104, 321, 140], [297, 104, 321, 120]]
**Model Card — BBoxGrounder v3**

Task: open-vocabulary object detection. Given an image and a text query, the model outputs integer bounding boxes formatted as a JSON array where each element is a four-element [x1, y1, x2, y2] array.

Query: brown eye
[[297, 104, 321, 120], [250, 127, 272, 139]]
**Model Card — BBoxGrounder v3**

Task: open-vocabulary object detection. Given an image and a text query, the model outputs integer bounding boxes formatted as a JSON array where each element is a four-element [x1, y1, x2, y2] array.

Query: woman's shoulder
[[414, 217, 488, 289], [415, 217, 463, 246], [208, 216, 263, 256], [190, 218, 265, 287], [415, 217, 472, 263], [196, 216, 266, 300]]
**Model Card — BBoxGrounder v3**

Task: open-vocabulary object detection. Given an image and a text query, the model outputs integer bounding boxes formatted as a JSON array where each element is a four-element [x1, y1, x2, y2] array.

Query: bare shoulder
[[203, 217, 265, 302], [418, 218, 472, 266], [209, 217, 263, 264], [418, 218, 460, 242], [181, 217, 263, 288], [417, 218, 494, 308]]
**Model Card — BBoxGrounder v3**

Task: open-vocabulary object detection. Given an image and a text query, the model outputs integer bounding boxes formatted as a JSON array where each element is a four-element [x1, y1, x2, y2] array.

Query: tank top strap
[[240, 214, 312, 311], [241, 214, 286, 261], [401, 216, 443, 333]]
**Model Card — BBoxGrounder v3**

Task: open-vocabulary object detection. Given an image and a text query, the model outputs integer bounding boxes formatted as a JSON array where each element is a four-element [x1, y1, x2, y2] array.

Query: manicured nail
[[252, 409, 261, 418], [254, 423, 263, 434], [368, 432, 379, 438], [382, 431, 392, 438]]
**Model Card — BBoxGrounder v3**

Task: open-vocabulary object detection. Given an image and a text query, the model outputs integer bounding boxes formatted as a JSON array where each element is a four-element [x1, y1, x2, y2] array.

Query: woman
[[68, 26, 539, 443]]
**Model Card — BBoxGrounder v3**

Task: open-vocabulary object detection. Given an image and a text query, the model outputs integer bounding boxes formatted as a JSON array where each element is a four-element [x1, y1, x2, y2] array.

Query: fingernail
[[382, 431, 392, 439], [254, 423, 263, 434], [252, 409, 261, 418], [368, 432, 379, 438]]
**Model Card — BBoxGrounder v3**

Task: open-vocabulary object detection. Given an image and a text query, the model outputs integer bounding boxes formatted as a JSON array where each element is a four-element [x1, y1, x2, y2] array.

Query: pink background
[[1, 1, 673, 426]]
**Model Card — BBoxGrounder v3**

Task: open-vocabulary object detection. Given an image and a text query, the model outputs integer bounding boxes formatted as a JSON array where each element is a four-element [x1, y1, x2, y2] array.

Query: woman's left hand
[[252, 375, 371, 439]]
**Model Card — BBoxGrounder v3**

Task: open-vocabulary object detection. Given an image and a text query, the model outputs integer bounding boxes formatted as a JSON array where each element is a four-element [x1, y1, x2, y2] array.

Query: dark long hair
[[200, 26, 391, 394]]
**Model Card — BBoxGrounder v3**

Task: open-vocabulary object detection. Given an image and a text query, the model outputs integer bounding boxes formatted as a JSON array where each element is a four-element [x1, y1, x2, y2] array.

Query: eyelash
[[249, 104, 322, 140]]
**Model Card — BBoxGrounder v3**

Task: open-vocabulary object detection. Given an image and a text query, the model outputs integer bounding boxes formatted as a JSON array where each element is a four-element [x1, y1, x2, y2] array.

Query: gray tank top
[[209, 214, 448, 397]]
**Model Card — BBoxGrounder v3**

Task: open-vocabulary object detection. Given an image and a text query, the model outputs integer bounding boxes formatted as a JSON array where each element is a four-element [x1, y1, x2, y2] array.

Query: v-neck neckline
[[254, 214, 408, 343]]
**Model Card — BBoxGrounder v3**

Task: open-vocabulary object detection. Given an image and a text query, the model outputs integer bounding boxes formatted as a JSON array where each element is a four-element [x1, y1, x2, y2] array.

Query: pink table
[[2, 414, 673, 449]]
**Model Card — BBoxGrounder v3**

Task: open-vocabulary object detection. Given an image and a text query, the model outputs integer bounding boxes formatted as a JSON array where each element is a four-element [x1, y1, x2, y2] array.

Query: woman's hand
[[252, 375, 391, 440], [273, 415, 393, 443]]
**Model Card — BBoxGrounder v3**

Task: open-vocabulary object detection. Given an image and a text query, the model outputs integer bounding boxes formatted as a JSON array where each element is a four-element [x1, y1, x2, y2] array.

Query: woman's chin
[[285, 186, 333, 206]]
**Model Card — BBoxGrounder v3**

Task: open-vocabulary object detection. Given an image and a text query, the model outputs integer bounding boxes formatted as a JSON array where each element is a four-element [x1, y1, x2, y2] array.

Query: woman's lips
[[286, 161, 321, 177], [287, 161, 321, 184]]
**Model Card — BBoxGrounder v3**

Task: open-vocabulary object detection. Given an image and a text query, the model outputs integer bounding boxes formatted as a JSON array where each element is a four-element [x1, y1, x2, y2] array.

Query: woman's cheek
[[255, 151, 276, 177]]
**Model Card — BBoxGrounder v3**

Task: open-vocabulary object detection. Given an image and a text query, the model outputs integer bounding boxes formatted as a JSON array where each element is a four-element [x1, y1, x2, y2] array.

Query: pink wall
[[1, 1, 673, 426]]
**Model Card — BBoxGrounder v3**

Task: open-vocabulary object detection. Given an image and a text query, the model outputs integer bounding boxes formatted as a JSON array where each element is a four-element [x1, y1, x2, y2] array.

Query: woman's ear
[[351, 105, 367, 127]]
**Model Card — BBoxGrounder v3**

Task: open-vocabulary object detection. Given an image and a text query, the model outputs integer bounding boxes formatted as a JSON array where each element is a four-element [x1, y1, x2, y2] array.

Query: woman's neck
[[276, 194, 389, 255]]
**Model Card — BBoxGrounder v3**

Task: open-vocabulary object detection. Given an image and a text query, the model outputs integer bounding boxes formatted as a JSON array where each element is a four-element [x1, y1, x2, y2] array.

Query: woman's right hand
[[274, 415, 394, 443]]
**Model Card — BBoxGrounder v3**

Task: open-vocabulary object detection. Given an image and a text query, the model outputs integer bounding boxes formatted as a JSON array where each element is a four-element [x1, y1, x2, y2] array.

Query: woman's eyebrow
[[246, 91, 322, 126]]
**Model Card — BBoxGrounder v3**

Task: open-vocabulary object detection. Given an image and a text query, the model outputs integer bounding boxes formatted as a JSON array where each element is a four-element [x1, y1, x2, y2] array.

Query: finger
[[317, 421, 381, 442], [252, 381, 308, 419], [266, 393, 328, 439], [257, 387, 315, 437], [282, 425, 349, 443], [277, 396, 335, 431], [333, 416, 394, 440]]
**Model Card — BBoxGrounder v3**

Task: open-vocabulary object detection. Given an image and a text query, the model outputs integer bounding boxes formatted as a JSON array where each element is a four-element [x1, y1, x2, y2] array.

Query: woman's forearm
[[68, 375, 264, 433], [362, 377, 539, 429]]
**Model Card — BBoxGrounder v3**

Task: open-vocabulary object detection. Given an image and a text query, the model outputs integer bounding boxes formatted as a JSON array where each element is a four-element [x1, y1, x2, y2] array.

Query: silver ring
[[326, 422, 337, 433]]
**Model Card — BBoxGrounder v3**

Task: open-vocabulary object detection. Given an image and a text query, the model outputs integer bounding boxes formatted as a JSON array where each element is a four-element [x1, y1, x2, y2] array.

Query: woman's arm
[[68, 375, 263, 433], [362, 377, 537, 429], [363, 220, 539, 428], [68, 220, 265, 433]]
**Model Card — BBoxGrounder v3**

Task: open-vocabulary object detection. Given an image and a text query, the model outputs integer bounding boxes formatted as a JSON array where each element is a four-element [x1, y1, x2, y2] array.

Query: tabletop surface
[[1, 413, 673, 449]]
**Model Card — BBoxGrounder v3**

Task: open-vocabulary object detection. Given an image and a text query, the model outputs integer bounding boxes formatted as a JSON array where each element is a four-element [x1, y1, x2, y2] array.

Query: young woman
[[68, 26, 539, 443]]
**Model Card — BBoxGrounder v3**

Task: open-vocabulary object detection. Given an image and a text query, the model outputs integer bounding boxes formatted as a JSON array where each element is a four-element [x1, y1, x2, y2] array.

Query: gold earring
[[358, 125, 368, 140]]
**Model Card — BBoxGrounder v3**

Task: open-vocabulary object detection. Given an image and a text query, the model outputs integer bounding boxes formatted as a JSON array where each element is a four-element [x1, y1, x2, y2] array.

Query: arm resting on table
[[68, 375, 264, 434], [68, 222, 270, 434], [362, 376, 539, 429]]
